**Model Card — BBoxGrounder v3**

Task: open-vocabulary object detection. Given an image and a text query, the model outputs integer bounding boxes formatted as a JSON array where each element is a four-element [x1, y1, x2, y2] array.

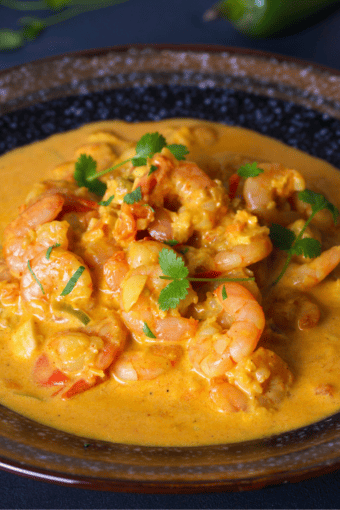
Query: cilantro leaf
[[74, 133, 188, 185], [293, 238, 321, 259], [136, 132, 167, 158], [74, 154, 107, 197], [167, 144, 190, 161], [123, 186, 142, 205], [158, 279, 189, 311], [143, 322, 156, 339], [131, 156, 147, 167], [158, 248, 188, 280], [299, 189, 339, 224], [221, 285, 227, 300], [269, 224, 296, 251], [237, 162, 263, 178]]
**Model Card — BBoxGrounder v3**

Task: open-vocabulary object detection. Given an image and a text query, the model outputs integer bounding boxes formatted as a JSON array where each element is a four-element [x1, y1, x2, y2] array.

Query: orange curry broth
[[0, 119, 340, 446]]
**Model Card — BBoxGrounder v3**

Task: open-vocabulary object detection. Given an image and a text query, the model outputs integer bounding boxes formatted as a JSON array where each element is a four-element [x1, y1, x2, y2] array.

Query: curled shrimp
[[33, 316, 127, 398], [111, 344, 183, 381], [226, 347, 293, 410], [243, 163, 305, 223], [209, 377, 249, 412], [188, 283, 265, 378], [209, 347, 293, 413], [3, 194, 66, 278], [279, 245, 340, 290], [20, 247, 92, 316], [214, 234, 273, 271], [265, 288, 321, 331], [137, 152, 228, 241]]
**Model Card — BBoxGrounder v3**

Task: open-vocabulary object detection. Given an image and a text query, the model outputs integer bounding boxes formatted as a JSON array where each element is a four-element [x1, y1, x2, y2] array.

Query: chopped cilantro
[[123, 186, 142, 205], [143, 322, 156, 339], [99, 194, 115, 206], [163, 240, 179, 246]]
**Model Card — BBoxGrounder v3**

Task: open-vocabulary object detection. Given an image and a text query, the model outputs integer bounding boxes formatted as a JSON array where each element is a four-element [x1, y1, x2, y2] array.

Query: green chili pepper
[[204, 0, 340, 38]]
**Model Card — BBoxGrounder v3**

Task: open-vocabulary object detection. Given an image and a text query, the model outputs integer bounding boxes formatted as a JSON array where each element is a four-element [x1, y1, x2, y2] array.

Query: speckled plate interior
[[0, 45, 340, 492]]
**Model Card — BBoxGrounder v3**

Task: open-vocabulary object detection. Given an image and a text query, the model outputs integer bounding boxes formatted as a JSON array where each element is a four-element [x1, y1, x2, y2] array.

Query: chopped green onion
[[46, 243, 61, 260], [60, 266, 85, 296], [27, 260, 45, 294]]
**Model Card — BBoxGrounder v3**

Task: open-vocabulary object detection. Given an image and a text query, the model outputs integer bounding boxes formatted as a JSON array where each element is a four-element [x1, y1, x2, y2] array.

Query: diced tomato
[[33, 354, 69, 387], [62, 379, 95, 399], [228, 173, 240, 200]]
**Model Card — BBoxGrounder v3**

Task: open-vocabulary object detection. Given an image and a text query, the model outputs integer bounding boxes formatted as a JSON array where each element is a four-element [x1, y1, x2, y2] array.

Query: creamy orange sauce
[[0, 119, 340, 446]]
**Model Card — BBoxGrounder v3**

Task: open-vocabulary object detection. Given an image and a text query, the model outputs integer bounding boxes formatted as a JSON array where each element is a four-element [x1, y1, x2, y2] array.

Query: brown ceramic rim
[[0, 44, 340, 492]]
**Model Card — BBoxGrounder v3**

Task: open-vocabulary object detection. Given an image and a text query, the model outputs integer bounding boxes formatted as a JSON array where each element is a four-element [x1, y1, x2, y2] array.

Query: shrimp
[[243, 163, 305, 223], [226, 347, 293, 410], [33, 316, 127, 398], [215, 282, 265, 363], [209, 378, 249, 412], [113, 202, 154, 245], [20, 247, 92, 316], [137, 152, 228, 240], [111, 344, 183, 381], [279, 245, 340, 290], [214, 234, 273, 271], [265, 288, 321, 330], [188, 283, 265, 378], [3, 194, 66, 278]]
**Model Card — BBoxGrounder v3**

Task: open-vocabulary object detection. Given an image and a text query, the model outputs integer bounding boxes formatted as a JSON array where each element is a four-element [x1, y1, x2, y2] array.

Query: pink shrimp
[[188, 283, 265, 378]]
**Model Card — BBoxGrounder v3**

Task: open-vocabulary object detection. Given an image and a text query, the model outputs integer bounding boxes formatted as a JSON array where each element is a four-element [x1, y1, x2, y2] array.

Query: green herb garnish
[[237, 162, 263, 178], [158, 248, 254, 311], [27, 260, 45, 295], [123, 186, 142, 205], [166, 144, 190, 161], [163, 240, 179, 246], [270, 189, 339, 285], [60, 266, 85, 296], [78, 133, 189, 191], [143, 322, 156, 339], [148, 165, 158, 176], [98, 194, 115, 206], [74, 154, 107, 197], [54, 302, 91, 325], [46, 243, 61, 260], [221, 285, 227, 300]]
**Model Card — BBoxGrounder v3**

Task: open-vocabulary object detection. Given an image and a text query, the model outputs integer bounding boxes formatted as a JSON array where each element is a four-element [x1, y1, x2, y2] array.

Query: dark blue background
[[2, 0, 340, 507]]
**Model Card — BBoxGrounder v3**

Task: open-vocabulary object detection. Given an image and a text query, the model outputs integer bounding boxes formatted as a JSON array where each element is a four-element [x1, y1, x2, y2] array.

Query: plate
[[0, 44, 340, 492]]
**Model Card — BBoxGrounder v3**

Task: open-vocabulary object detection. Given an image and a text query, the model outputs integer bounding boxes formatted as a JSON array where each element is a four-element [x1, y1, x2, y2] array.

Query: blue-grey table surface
[[1, 0, 340, 508]]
